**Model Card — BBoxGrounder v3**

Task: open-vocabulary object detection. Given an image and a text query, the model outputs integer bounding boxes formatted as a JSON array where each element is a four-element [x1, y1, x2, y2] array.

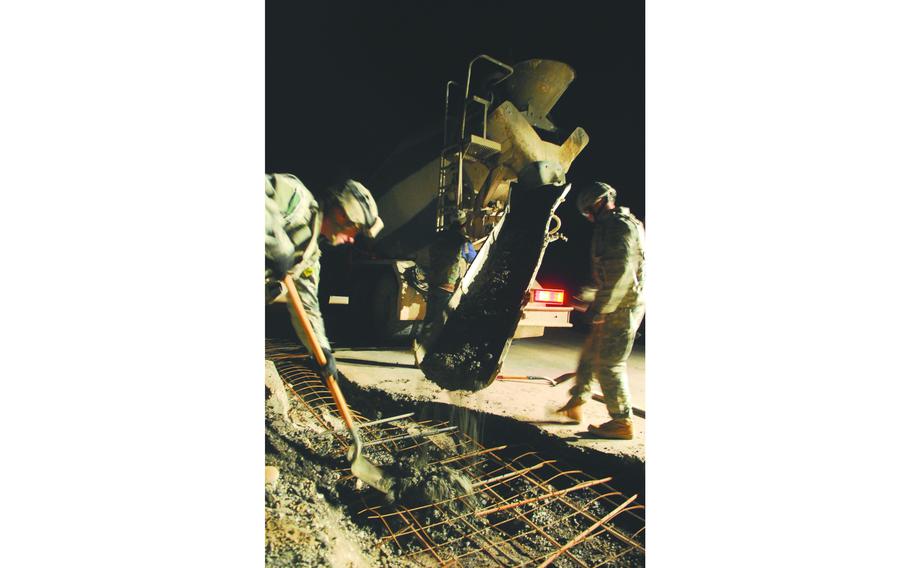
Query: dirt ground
[[265, 361, 409, 568], [264, 356, 644, 567]]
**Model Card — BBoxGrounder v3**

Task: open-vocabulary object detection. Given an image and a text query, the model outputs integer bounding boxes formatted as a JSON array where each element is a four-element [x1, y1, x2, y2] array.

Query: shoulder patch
[[286, 191, 300, 217]]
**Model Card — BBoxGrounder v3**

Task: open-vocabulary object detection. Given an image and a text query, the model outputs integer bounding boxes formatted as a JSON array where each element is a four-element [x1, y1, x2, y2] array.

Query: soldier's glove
[[571, 289, 594, 313], [570, 298, 590, 313], [265, 280, 285, 303], [266, 253, 296, 280], [317, 346, 338, 382]]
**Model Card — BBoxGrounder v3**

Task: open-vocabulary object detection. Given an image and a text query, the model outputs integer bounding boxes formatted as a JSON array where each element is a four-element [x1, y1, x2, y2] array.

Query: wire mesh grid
[[267, 340, 645, 567]]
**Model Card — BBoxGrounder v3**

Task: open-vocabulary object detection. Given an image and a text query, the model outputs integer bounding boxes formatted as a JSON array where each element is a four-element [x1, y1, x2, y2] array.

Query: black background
[[266, 0, 644, 295]]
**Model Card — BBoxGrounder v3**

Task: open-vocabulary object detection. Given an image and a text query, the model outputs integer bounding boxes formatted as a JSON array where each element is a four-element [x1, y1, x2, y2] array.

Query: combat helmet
[[576, 182, 617, 216], [330, 179, 384, 238]]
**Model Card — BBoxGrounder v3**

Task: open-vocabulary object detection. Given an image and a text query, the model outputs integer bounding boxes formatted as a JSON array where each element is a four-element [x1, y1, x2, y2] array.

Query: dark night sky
[[266, 0, 644, 294]]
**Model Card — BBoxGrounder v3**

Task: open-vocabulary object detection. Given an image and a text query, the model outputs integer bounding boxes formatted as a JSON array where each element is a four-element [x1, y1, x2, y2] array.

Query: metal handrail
[[438, 56, 515, 233], [459, 54, 514, 141], [457, 55, 513, 216]]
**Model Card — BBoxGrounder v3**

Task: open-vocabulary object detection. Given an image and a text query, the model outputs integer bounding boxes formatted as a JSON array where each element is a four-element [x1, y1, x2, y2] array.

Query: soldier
[[556, 182, 645, 440], [265, 173, 383, 381], [414, 211, 475, 349]]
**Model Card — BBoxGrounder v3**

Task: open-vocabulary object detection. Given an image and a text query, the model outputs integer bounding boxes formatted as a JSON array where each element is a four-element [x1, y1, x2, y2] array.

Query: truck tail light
[[532, 289, 565, 304]]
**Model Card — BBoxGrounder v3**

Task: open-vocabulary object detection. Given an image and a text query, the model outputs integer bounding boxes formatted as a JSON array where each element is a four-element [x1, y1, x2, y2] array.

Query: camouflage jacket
[[427, 228, 469, 291], [265, 173, 323, 271], [583, 206, 645, 315], [265, 173, 329, 347]]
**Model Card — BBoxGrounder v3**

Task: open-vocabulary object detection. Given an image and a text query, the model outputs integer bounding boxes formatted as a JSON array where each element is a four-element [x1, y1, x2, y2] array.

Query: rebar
[[362, 425, 460, 447], [266, 339, 646, 567], [474, 477, 614, 518], [538, 494, 638, 568]]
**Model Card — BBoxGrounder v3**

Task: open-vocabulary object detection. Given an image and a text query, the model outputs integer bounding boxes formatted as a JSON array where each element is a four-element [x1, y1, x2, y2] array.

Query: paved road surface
[[334, 326, 646, 462], [503, 327, 645, 413]]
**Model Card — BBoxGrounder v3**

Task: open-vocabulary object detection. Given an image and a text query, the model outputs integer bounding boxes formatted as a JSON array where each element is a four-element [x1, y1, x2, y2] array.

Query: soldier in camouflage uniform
[[265, 173, 383, 381], [556, 182, 645, 440], [414, 211, 475, 350]]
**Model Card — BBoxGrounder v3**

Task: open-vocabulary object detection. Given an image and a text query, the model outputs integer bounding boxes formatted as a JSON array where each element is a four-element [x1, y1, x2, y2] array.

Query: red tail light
[[532, 289, 565, 304]]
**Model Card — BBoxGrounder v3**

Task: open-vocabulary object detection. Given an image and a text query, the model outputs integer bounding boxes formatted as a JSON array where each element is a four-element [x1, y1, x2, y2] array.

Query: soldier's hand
[[265, 280, 286, 303], [576, 287, 597, 304], [570, 297, 590, 313], [317, 347, 338, 382], [267, 253, 296, 280]]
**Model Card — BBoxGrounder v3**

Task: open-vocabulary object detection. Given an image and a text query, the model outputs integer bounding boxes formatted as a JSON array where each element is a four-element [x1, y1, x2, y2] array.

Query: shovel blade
[[351, 456, 396, 497]]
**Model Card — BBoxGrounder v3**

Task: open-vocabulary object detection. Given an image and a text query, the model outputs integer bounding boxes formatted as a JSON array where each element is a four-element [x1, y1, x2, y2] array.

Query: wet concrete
[[420, 183, 572, 391], [337, 371, 645, 502], [333, 362, 647, 564]]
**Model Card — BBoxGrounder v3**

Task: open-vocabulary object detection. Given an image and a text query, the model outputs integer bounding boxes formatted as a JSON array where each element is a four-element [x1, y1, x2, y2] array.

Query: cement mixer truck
[[328, 55, 590, 390]]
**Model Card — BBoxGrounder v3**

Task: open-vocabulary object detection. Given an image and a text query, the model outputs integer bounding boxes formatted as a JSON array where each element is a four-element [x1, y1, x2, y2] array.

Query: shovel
[[495, 375, 557, 386], [494, 372, 577, 387], [282, 274, 397, 498]]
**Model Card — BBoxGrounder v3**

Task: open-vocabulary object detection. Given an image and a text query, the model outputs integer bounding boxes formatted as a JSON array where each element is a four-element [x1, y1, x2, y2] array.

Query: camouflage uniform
[[428, 228, 469, 294], [417, 227, 470, 343], [264, 173, 330, 350], [570, 206, 645, 420]]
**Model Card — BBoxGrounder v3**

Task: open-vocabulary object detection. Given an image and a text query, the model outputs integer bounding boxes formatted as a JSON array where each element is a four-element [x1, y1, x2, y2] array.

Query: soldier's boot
[[555, 397, 586, 424], [588, 418, 634, 440]]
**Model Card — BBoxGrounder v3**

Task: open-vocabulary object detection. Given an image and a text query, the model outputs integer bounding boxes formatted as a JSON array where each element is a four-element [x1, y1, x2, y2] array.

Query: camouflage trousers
[[570, 304, 645, 420], [267, 258, 329, 353], [416, 287, 453, 345]]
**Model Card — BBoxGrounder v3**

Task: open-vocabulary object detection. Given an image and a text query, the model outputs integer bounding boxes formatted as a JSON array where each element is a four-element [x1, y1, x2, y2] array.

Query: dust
[[416, 391, 487, 449]]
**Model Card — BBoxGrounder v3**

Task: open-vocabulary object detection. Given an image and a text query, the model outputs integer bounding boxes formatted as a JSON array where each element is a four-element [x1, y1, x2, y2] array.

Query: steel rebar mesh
[[266, 339, 645, 567]]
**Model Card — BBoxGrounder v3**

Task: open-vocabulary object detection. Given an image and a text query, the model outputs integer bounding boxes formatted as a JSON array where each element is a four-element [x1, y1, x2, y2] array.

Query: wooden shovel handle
[[282, 274, 357, 431]]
